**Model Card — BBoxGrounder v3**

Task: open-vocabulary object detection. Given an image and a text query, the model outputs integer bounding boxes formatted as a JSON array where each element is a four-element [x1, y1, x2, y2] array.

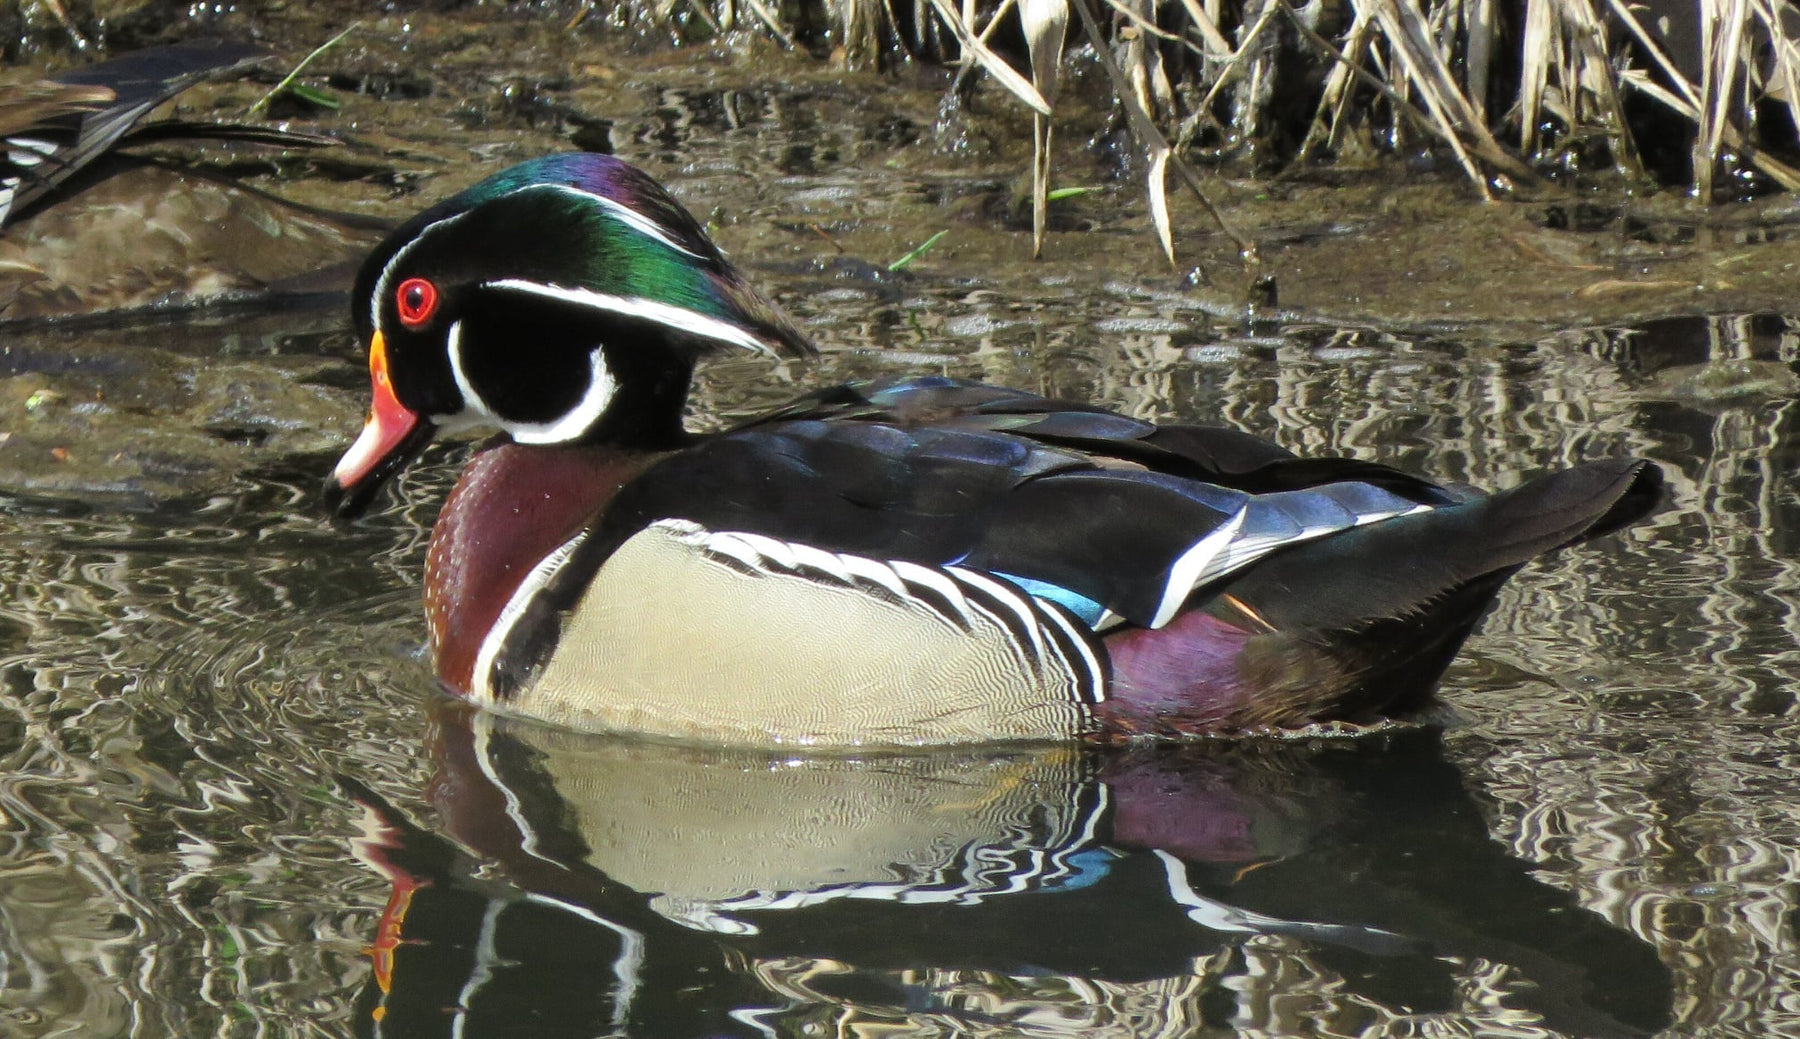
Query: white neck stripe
[[510, 350, 619, 443], [483, 279, 776, 357], [448, 318, 621, 443]]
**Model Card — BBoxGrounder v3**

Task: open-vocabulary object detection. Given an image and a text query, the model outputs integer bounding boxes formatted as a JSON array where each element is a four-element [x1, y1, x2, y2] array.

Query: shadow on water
[[344, 706, 1672, 1038]]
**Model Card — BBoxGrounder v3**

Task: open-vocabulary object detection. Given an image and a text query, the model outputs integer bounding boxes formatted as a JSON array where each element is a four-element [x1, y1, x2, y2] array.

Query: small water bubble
[[1094, 316, 1189, 334], [943, 314, 1018, 338]]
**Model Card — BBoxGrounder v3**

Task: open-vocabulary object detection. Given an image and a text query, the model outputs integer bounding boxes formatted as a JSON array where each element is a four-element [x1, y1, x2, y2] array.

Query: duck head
[[325, 153, 813, 519]]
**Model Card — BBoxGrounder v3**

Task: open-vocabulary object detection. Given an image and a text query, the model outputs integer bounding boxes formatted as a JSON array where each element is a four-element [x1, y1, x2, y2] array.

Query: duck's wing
[[481, 388, 1661, 733], [1, 40, 266, 226], [594, 414, 1445, 631], [739, 376, 1458, 504]]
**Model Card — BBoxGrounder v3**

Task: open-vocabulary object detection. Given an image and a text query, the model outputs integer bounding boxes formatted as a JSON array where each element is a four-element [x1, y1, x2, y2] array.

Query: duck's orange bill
[[333, 332, 420, 491]]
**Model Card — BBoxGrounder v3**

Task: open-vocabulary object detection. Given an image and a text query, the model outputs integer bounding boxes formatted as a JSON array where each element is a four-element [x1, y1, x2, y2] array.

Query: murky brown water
[[6, 10, 1800, 1037]]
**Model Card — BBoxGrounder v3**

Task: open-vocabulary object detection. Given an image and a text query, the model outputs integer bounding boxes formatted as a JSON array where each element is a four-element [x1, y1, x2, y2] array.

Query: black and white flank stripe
[[692, 524, 1109, 707]]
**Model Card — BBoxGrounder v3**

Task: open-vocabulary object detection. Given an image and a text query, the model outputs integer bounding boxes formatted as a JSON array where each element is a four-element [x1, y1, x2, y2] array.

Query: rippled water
[[4, 68, 1800, 1039]]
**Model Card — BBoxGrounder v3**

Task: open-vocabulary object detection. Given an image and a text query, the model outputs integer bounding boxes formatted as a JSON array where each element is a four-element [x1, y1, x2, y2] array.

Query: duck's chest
[[424, 443, 659, 693]]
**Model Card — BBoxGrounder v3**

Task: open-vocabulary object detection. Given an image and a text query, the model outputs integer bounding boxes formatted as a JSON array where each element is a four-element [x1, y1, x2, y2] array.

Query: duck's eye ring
[[395, 277, 439, 328]]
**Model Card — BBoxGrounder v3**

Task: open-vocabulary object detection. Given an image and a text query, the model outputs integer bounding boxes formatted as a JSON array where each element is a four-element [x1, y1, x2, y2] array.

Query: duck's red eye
[[395, 277, 439, 327]]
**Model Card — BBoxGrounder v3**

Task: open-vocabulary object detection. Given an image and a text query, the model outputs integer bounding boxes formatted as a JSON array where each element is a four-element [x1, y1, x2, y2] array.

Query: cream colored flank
[[492, 519, 1096, 744]]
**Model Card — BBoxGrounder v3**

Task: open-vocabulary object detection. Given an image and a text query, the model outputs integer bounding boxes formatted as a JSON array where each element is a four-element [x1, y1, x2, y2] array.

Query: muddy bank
[[7, 5, 1800, 326], [2, 6, 1798, 502]]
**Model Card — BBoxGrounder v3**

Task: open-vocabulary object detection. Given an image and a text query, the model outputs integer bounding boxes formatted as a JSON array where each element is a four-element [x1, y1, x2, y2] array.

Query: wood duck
[[1, 40, 266, 227], [0, 41, 361, 317], [324, 153, 1665, 745]]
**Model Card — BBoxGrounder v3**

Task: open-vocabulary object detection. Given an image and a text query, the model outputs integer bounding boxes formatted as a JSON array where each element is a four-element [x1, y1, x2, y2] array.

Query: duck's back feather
[[579, 418, 1434, 631]]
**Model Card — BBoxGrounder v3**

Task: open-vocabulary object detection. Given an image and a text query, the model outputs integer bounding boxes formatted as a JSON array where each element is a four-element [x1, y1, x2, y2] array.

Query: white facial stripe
[[369, 182, 702, 333], [370, 206, 474, 332], [539, 184, 705, 260], [484, 279, 777, 357]]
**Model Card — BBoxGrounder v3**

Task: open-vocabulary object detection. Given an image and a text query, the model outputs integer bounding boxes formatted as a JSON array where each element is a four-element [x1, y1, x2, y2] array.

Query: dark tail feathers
[[1218, 457, 1665, 635]]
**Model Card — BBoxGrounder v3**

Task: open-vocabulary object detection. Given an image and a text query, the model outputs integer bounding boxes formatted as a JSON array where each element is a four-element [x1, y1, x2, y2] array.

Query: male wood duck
[[324, 152, 1664, 745]]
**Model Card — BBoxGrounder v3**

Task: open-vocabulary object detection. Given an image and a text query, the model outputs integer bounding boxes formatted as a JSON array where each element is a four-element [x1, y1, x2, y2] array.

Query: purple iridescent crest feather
[[442, 153, 724, 265]]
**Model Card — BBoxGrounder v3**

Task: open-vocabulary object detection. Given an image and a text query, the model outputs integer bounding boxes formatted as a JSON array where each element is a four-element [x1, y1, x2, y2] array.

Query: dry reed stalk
[[1354, 0, 1535, 193], [1099, 0, 1194, 49], [838, 0, 886, 62], [1072, 0, 1253, 264], [1751, 0, 1800, 146], [1224, 0, 1273, 142], [1199, 0, 1284, 119], [740, 0, 795, 46], [1697, 0, 1750, 199], [1519, 0, 1553, 157], [1297, 7, 1377, 158], [1021, 0, 1068, 257], [1606, 0, 1800, 192], [1465, 0, 1495, 123], [731, 0, 1800, 256], [1124, 0, 1178, 124], [1564, 0, 1643, 178], [1282, 0, 1501, 172], [1518, 0, 1641, 177], [925, 0, 1054, 113], [946, 0, 1021, 97], [1169, 0, 1237, 57]]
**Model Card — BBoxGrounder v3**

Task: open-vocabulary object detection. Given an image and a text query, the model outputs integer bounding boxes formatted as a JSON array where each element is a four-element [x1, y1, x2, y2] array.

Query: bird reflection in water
[[345, 703, 1672, 1038]]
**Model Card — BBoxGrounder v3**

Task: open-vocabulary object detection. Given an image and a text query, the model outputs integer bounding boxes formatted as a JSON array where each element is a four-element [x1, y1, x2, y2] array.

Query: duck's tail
[[1098, 458, 1665, 736]]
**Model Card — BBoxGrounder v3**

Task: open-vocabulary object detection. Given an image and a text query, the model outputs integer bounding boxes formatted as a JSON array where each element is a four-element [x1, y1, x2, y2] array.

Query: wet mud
[[4, 3, 1800, 497]]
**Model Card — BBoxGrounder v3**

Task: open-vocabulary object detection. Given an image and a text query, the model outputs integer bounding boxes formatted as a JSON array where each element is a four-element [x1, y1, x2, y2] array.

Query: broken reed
[[673, 0, 1800, 261]]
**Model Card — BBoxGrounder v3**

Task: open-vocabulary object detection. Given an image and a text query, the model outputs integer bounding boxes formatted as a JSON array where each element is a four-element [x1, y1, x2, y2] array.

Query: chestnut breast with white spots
[[424, 442, 664, 693]]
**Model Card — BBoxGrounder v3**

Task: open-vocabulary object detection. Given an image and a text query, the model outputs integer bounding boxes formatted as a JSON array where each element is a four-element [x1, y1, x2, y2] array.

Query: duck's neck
[[584, 355, 697, 450], [425, 440, 666, 694]]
